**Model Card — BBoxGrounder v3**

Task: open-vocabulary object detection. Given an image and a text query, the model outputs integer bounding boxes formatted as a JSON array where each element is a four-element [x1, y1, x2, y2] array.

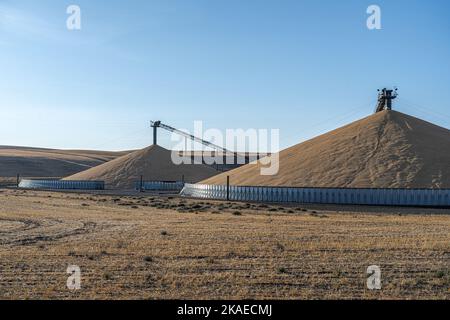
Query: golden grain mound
[[0, 146, 127, 177], [202, 110, 450, 188], [65, 145, 220, 189]]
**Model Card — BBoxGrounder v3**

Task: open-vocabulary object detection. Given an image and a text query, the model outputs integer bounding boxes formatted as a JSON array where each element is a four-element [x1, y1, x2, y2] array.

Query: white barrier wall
[[19, 179, 105, 190], [180, 184, 450, 207], [135, 181, 185, 191]]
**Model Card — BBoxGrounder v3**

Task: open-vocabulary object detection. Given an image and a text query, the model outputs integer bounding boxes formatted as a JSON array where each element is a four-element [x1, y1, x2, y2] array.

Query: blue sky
[[0, 0, 449, 151]]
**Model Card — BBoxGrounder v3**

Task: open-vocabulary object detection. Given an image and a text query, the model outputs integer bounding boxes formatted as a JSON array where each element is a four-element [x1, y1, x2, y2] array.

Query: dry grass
[[0, 188, 449, 300]]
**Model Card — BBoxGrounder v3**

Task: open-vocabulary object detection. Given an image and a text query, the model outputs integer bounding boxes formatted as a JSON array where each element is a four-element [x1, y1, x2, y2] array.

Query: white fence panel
[[179, 184, 450, 207], [19, 179, 104, 190]]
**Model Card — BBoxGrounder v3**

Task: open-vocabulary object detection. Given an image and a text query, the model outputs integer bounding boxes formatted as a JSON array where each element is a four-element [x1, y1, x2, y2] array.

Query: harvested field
[[0, 188, 449, 299]]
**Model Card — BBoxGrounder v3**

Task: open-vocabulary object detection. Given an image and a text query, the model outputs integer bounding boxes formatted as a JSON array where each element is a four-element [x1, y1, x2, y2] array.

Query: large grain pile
[[202, 110, 450, 189], [65, 145, 220, 189]]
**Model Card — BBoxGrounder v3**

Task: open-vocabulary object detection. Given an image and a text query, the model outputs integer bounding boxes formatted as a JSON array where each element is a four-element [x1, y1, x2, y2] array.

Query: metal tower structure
[[150, 121, 232, 154], [375, 88, 398, 113]]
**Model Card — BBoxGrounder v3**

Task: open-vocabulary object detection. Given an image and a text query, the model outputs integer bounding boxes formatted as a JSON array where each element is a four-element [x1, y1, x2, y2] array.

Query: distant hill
[[202, 110, 450, 189], [0, 146, 130, 178]]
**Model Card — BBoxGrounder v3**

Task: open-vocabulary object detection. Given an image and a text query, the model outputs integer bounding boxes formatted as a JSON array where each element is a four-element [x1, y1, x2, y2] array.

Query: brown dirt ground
[[0, 188, 449, 300]]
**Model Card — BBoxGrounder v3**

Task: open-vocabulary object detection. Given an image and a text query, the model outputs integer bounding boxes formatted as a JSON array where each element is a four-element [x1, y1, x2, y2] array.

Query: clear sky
[[1, 0, 449, 151]]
